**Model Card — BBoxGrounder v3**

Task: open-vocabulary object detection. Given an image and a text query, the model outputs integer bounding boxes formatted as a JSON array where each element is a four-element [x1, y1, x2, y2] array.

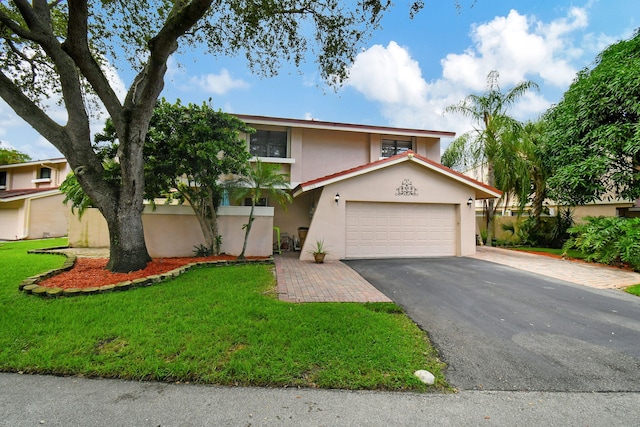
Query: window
[[39, 167, 52, 179], [0, 171, 6, 189], [245, 197, 268, 207], [382, 139, 412, 158], [250, 129, 288, 158]]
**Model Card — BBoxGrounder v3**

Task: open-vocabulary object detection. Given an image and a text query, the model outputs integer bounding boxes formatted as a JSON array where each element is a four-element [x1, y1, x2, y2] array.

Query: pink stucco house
[[69, 114, 503, 259], [235, 115, 502, 261]]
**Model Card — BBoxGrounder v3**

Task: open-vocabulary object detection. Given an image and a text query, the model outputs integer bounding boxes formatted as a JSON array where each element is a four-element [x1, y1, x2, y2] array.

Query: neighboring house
[[69, 115, 502, 259], [0, 158, 71, 240], [463, 163, 640, 229]]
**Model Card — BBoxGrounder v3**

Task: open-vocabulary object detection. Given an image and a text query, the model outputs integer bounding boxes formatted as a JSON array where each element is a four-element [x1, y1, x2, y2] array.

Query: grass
[[0, 239, 447, 391], [510, 246, 588, 260], [625, 284, 640, 297]]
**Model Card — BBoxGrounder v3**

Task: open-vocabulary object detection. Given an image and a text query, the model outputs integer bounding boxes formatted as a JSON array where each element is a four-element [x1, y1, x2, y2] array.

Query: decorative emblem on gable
[[395, 179, 418, 196]]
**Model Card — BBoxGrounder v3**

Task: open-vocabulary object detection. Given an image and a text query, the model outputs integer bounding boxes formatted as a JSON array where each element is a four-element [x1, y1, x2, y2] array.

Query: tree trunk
[[238, 204, 255, 260], [485, 161, 496, 247], [103, 205, 151, 272]]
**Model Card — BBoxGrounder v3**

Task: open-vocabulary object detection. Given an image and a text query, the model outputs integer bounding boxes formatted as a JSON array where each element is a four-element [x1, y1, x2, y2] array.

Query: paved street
[[1, 373, 638, 427]]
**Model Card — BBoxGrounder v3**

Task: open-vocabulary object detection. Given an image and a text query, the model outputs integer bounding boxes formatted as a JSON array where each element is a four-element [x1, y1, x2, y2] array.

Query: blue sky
[[0, 0, 637, 160]]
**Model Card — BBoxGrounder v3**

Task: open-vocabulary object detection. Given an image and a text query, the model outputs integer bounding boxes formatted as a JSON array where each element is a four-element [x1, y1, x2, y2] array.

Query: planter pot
[[313, 253, 326, 264]]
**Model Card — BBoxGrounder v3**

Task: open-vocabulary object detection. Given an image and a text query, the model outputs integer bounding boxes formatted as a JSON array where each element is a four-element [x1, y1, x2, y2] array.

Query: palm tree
[[443, 70, 539, 246], [232, 160, 292, 260]]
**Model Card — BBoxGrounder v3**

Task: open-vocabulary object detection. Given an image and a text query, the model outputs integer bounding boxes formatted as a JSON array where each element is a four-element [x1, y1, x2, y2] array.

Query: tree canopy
[[0, 143, 31, 165], [544, 29, 640, 205], [0, 0, 420, 271], [144, 99, 253, 254]]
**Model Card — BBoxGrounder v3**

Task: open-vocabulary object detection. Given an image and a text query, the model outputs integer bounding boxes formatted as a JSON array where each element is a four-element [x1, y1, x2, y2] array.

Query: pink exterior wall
[[1, 160, 70, 190], [68, 205, 274, 258], [295, 128, 370, 183]]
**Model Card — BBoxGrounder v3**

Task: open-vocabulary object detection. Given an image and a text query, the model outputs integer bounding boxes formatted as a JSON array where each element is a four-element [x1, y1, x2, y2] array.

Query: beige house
[[69, 115, 502, 259], [0, 158, 71, 240]]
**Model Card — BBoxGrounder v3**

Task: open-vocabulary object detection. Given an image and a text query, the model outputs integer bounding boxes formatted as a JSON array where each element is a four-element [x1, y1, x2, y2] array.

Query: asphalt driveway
[[344, 257, 640, 392]]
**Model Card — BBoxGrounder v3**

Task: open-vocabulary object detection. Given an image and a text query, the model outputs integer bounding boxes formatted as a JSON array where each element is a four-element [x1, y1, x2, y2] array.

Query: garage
[[345, 201, 457, 258]]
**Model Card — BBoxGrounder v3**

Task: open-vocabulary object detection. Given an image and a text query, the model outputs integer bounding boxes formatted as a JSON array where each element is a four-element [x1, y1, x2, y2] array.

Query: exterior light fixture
[[335, 193, 340, 205], [467, 197, 474, 207]]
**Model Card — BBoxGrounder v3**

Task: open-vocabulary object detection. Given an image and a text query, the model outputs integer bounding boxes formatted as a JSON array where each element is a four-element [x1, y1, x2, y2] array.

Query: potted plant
[[309, 239, 328, 263]]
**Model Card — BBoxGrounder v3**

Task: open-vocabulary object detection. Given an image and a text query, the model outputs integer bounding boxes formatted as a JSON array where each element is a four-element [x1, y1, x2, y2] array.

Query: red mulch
[[39, 255, 266, 289]]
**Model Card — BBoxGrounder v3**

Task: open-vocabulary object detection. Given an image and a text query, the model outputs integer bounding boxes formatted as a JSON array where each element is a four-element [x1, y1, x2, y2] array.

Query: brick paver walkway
[[274, 254, 391, 303], [470, 246, 640, 289]]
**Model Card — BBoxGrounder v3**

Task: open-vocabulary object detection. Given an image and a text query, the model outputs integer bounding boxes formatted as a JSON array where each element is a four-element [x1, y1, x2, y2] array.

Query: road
[[344, 257, 640, 392]]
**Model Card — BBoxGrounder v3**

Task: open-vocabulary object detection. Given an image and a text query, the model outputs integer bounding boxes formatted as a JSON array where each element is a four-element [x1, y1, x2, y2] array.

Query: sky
[[0, 0, 638, 161]]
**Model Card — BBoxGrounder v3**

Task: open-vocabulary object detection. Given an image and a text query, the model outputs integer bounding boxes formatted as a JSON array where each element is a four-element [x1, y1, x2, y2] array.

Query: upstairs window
[[250, 129, 288, 158], [382, 139, 412, 158], [39, 167, 52, 179], [0, 171, 6, 189]]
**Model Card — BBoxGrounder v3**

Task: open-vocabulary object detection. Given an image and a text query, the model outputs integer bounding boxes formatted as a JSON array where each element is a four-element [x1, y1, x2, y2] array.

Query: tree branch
[[0, 69, 66, 146], [61, 0, 124, 128]]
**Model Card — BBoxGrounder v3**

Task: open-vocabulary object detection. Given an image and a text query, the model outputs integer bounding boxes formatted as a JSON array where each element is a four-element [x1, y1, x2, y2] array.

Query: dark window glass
[[245, 197, 268, 207], [39, 167, 51, 179], [0, 171, 6, 187], [381, 139, 412, 157], [250, 130, 287, 158]]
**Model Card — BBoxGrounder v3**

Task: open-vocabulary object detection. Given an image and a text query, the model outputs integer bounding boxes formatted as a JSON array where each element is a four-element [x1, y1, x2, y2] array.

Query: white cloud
[[442, 9, 588, 89], [189, 69, 249, 95], [347, 41, 428, 107], [346, 7, 599, 139]]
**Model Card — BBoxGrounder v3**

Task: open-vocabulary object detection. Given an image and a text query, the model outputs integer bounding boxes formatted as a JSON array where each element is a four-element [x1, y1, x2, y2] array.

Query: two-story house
[[69, 115, 501, 259], [236, 115, 501, 261], [0, 158, 71, 240]]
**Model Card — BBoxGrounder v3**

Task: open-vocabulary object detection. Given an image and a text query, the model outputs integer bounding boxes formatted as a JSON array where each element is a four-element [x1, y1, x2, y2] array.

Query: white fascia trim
[[250, 156, 295, 164]]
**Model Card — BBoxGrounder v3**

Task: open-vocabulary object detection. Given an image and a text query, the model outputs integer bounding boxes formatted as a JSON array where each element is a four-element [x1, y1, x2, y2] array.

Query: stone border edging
[[19, 248, 274, 298]]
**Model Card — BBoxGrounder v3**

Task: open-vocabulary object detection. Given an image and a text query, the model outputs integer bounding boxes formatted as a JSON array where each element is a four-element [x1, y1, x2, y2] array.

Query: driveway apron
[[344, 257, 640, 392]]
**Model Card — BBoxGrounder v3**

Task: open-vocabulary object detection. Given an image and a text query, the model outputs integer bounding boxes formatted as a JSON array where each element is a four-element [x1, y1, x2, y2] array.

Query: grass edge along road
[[0, 239, 448, 392]]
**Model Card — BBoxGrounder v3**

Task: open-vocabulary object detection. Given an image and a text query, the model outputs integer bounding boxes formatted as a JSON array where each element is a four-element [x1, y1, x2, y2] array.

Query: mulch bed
[[39, 255, 266, 289]]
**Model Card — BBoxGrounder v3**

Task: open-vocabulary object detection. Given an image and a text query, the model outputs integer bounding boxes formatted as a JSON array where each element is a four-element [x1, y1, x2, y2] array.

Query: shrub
[[564, 217, 640, 271], [517, 208, 574, 248]]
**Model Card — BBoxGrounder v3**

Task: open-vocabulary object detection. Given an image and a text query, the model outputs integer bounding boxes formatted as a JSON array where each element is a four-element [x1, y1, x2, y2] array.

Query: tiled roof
[[293, 150, 502, 199], [0, 187, 60, 201]]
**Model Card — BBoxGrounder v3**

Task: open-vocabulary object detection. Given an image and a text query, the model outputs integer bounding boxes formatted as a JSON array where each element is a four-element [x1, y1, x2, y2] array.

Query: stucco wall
[[68, 205, 274, 257], [296, 128, 370, 182], [27, 194, 69, 239], [298, 162, 477, 261], [0, 208, 19, 240]]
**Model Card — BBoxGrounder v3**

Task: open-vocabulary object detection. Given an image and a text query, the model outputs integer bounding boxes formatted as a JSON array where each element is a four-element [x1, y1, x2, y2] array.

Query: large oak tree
[[0, 0, 422, 272]]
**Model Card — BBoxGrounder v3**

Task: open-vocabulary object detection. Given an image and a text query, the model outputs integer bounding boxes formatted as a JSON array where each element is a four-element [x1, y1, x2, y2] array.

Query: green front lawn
[[0, 239, 447, 391]]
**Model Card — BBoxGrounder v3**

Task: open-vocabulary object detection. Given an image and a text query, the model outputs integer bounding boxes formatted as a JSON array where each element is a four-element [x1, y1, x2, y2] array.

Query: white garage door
[[345, 202, 457, 258]]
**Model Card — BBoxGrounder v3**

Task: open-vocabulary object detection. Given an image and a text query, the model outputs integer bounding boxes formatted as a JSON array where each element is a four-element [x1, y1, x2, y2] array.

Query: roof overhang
[[0, 158, 67, 170], [292, 151, 502, 200], [0, 188, 61, 202], [234, 114, 455, 139]]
